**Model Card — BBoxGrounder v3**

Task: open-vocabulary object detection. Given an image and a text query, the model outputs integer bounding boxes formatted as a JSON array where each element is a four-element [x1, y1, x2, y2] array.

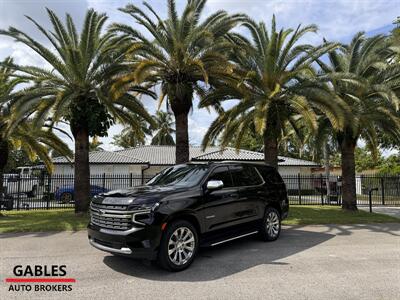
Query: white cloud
[[1, 0, 398, 152], [207, 0, 398, 43]]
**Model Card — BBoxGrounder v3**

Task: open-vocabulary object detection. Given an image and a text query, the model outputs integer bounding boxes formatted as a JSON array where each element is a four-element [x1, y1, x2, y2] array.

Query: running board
[[210, 231, 259, 246]]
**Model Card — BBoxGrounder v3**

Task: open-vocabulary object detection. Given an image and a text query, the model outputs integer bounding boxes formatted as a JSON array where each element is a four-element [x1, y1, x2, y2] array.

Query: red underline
[[5, 278, 76, 283]]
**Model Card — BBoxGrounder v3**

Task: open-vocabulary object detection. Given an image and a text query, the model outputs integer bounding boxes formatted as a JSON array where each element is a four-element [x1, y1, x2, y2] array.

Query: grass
[[0, 209, 89, 233], [283, 205, 400, 225], [0, 206, 398, 233]]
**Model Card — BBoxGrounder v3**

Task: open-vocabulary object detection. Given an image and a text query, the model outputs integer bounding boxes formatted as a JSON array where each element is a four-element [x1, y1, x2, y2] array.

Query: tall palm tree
[[110, 0, 245, 163], [200, 16, 344, 168], [151, 111, 175, 145], [0, 9, 155, 212], [112, 115, 152, 149], [0, 57, 72, 202], [315, 33, 400, 210]]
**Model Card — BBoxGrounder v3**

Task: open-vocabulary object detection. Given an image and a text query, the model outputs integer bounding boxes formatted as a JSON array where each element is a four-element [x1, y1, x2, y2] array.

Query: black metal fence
[[282, 174, 400, 206], [1, 173, 399, 211], [0, 174, 153, 211]]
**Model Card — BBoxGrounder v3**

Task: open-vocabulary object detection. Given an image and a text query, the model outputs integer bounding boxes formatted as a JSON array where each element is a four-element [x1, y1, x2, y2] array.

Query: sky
[[0, 0, 399, 155]]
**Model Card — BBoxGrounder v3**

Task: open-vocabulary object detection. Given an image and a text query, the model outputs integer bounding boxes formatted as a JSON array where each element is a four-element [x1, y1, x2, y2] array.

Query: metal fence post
[[320, 174, 324, 205], [297, 173, 302, 205], [47, 174, 51, 210], [381, 177, 385, 206], [102, 173, 106, 190], [130, 173, 133, 187], [16, 175, 21, 210]]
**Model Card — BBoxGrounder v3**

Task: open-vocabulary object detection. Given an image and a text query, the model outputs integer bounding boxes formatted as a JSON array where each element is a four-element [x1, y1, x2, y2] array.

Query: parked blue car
[[55, 185, 109, 203]]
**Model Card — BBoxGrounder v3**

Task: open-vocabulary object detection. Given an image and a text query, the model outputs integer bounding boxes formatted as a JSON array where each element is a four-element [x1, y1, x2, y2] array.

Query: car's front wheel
[[260, 207, 281, 241], [157, 220, 198, 271]]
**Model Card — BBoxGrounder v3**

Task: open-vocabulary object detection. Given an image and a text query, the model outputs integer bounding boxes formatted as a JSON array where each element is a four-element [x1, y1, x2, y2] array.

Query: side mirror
[[206, 180, 224, 190]]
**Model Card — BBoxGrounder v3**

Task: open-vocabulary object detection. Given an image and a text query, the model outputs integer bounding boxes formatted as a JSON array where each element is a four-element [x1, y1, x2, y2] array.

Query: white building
[[51, 145, 319, 178]]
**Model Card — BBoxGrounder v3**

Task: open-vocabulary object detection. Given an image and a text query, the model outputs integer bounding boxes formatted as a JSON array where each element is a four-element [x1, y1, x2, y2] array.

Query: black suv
[[88, 162, 289, 271]]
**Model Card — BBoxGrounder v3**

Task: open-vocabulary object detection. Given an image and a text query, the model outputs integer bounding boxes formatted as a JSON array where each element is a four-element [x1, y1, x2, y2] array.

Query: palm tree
[[200, 16, 344, 168], [110, 0, 245, 163], [112, 116, 152, 149], [151, 111, 175, 145], [89, 136, 104, 152], [0, 9, 155, 212], [315, 33, 400, 210], [0, 57, 72, 202]]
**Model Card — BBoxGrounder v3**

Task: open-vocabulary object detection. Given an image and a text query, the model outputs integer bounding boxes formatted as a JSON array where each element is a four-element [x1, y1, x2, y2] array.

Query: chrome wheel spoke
[[184, 244, 194, 251], [184, 237, 194, 244]]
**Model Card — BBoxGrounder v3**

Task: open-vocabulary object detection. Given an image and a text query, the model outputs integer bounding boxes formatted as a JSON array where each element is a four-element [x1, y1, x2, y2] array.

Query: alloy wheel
[[266, 211, 280, 238], [167, 227, 195, 266]]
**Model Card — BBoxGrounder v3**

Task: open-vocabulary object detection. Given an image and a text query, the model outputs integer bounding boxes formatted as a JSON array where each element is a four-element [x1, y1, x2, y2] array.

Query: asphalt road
[[1, 224, 400, 300]]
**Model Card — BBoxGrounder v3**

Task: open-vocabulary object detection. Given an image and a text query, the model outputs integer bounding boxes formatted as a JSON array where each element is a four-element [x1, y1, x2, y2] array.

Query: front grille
[[90, 202, 132, 231]]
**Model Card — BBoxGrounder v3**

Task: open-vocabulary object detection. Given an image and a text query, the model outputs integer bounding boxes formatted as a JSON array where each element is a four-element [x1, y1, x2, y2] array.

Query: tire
[[259, 207, 281, 242], [27, 185, 37, 198], [157, 220, 198, 272], [60, 192, 73, 204]]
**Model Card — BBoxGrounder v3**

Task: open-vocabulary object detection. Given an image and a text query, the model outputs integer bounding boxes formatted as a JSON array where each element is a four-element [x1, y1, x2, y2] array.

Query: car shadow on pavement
[[103, 228, 334, 282]]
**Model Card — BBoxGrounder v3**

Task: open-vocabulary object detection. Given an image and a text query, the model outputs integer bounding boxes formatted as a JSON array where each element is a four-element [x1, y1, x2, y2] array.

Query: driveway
[[1, 224, 400, 300], [359, 206, 400, 219]]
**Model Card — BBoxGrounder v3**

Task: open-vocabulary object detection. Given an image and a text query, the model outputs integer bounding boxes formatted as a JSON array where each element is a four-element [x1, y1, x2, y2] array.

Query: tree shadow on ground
[[103, 227, 334, 282], [292, 222, 400, 237]]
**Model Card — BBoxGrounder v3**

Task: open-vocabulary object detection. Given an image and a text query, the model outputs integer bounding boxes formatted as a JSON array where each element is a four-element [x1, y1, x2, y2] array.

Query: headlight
[[131, 203, 159, 225], [151, 202, 160, 212]]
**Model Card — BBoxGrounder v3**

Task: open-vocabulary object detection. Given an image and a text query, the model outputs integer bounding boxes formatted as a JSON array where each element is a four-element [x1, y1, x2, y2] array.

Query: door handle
[[230, 193, 239, 199]]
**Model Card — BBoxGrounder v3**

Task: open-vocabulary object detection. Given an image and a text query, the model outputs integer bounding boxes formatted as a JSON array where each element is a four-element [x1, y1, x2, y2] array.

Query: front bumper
[[87, 224, 161, 260]]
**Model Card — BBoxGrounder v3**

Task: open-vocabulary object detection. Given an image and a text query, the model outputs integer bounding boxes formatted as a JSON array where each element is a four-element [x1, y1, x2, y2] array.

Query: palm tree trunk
[[324, 141, 331, 201], [73, 127, 90, 213], [263, 117, 279, 168], [0, 138, 9, 203], [340, 137, 357, 211], [174, 112, 189, 164], [263, 130, 278, 168]]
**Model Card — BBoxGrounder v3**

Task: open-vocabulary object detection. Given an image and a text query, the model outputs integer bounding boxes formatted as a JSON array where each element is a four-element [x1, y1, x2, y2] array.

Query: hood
[[93, 185, 187, 206]]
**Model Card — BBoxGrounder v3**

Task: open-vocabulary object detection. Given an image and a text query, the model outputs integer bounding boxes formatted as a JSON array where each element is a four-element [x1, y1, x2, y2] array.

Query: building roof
[[116, 145, 222, 165], [52, 150, 148, 165], [52, 145, 319, 167]]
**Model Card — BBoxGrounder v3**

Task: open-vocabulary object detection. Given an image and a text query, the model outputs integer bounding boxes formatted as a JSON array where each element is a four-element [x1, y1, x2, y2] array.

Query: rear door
[[201, 166, 241, 231], [230, 164, 265, 221]]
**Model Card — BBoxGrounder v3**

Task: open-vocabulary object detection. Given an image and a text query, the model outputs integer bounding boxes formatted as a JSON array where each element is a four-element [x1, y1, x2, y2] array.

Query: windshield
[[146, 164, 209, 188]]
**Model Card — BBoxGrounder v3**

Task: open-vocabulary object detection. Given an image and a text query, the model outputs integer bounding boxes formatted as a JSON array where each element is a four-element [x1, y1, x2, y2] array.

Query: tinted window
[[230, 165, 263, 186], [146, 164, 208, 187], [256, 166, 284, 185], [207, 167, 233, 188]]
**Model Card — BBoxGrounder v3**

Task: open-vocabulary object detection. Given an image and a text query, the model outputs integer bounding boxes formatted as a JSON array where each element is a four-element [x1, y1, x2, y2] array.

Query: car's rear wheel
[[260, 207, 281, 241], [157, 220, 198, 271], [60, 192, 73, 204]]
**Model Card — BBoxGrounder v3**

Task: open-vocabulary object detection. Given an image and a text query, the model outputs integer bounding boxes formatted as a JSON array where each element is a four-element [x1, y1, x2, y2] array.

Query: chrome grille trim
[[90, 202, 151, 231], [90, 202, 132, 231]]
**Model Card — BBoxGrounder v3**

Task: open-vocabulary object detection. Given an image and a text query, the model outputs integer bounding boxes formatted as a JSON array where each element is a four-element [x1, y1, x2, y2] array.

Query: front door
[[201, 166, 240, 232]]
